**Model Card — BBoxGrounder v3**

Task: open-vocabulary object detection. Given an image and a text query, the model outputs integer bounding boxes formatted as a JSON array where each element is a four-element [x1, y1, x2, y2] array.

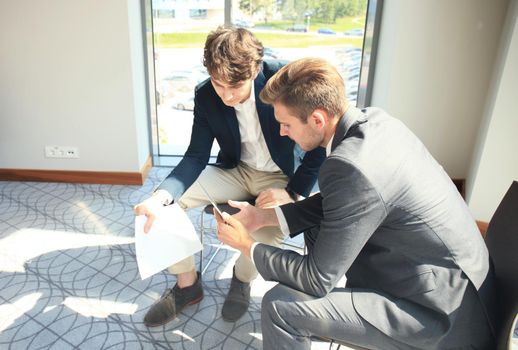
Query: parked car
[[172, 95, 195, 111], [348, 52, 363, 65], [344, 47, 362, 54], [347, 89, 358, 103], [346, 78, 360, 95], [318, 28, 336, 35], [264, 47, 280, 59], [192, 64, 208, 77], [347, 71, 360, 81], [161, 71, 195, 94], [161, 70, 207, 96], [233, 19, 254, 28], [286, 24, 307, 32], [336, 47, 362, 66], [347, 65, 361, 77], [344, 28, 364, 37], [335, 47, 362, 58]]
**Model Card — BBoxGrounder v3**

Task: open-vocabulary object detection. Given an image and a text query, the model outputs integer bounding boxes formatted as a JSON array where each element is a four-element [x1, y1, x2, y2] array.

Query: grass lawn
[[265, 16, 365, 32], [154, 16, 365, 49], [155, 31, 363, 49], [257, 32, 363, 48]]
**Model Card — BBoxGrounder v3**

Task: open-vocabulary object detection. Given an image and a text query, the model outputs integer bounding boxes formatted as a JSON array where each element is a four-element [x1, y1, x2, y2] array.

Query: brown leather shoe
[[144, 272, 203, 327], [221, 269, 250, 322]]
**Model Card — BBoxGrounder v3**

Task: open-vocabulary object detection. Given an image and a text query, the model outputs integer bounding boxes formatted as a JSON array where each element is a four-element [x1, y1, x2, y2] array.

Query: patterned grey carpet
[[0, 167, 318, 350], [2, 168, 512, 349]]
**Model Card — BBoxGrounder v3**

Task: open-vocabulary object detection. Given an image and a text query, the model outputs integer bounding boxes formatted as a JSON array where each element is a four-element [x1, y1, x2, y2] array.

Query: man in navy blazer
[[216, 58, 496, 349], [134, 27, 325, 327]]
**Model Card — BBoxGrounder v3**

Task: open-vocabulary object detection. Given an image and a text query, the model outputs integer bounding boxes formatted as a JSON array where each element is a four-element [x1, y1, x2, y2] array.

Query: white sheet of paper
[[135, 204, 202, 280]]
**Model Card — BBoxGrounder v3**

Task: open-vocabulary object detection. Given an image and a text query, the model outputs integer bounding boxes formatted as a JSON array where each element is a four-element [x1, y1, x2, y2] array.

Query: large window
[[145, 0, 382, 161]]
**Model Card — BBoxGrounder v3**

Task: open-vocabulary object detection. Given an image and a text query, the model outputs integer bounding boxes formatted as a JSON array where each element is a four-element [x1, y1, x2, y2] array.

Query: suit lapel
[[331, 106, 366, 152], [254, 67, 274, 146]]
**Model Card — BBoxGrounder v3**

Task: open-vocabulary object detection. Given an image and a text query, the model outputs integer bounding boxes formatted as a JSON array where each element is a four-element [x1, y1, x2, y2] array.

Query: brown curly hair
[[203, 26, 263, 85]]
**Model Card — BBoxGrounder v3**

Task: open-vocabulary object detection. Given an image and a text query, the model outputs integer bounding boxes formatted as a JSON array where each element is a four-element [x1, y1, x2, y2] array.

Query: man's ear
[[310, 109, 328, 129]]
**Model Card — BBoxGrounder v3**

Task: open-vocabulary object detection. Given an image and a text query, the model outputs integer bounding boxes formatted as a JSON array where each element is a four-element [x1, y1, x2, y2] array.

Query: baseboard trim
[[0, 166, 494, 237], [0, 155, 152, 186]]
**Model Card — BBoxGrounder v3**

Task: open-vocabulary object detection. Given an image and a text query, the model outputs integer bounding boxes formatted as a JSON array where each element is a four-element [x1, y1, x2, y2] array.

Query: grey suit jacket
[[253, 107, 496, 348]]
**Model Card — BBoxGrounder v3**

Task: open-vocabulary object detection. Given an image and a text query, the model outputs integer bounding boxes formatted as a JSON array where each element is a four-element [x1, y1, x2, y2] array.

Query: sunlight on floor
[[0, 228, 134, 273], [0, 293, 41, 332], [217, 245, 238, 279], [76, 201, 110, 234], [62, 297, 138, 318], [172, 329, 196, 342], [249, 333, 262, 341]]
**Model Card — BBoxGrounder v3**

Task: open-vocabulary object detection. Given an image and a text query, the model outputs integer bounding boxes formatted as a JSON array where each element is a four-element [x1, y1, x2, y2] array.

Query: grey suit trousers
[[261, 283, 494, 350], [260, 229, 494, 350], [261, 284, 420, 350], [261, 228, 415, 350]]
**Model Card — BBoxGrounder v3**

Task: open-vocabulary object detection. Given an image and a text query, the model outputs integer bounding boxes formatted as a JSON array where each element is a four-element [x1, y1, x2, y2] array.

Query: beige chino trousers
[[168, 162, 288, 283]]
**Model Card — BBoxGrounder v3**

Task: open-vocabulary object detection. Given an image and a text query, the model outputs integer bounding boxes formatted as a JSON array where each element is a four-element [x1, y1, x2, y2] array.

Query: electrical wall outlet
[[45, 145, 80, 159]]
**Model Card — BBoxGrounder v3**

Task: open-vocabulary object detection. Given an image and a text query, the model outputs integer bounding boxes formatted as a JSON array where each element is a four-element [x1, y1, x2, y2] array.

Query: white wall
[[371, 0, 508, 178], [0, 0, 150, 172], [1, 0, 515, 220], [468, 0, 518, 222]]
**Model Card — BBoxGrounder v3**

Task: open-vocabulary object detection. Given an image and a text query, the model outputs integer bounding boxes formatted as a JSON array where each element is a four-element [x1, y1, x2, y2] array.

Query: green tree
[[277, 0, 367, 24], [239, 0, 250, 13], [314, 0, 336, 23], [278, 0, 313, 22], [239, 0, 275, 24], [339, 0, 367, 17]]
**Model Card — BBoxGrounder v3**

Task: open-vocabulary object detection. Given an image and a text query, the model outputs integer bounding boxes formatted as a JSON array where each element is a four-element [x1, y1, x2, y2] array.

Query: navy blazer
[[158, 60, 325, 200]]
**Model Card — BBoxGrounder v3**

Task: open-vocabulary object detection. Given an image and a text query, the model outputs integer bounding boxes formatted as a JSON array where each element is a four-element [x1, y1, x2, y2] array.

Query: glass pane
[[152, 0, 368, 157], [152, 0, 222, 157]]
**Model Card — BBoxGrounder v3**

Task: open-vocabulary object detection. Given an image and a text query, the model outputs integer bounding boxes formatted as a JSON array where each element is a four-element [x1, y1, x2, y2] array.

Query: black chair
[[484, 181, 518, 349]]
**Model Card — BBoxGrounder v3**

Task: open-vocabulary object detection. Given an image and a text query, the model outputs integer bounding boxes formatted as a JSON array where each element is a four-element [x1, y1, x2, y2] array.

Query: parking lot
[[155, 45, 362, 156]]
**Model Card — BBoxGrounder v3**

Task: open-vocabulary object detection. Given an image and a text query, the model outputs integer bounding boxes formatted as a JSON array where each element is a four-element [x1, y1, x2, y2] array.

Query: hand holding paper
[[135, 204, 202, 280]]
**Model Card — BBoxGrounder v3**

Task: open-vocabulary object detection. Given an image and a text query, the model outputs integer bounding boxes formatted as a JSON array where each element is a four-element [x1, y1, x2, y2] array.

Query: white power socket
[[45, 145, 80, 159]]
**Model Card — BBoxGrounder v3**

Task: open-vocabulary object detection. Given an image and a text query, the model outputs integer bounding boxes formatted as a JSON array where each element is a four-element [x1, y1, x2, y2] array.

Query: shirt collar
[[325, 135, 334, 156]]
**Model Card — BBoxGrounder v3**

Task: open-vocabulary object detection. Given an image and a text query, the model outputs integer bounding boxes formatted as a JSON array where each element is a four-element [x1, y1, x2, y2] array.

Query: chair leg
[[199, 210, 204, 274], [201, 243, 224, 275], [199, 206, 225, 276]]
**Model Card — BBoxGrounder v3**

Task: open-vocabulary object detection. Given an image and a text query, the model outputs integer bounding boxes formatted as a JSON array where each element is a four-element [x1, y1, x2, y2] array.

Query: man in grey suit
[[215, 58, 497, 349]]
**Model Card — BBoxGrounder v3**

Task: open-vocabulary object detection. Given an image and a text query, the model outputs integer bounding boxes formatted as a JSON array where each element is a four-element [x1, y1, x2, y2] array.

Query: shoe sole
[[221, 312, 247, 322], [144, 294, 204, 328]]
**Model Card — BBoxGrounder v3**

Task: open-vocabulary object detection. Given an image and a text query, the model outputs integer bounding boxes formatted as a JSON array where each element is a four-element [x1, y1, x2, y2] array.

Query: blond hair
[[259, 58, 348, 122], [203, 26, 263, 84]]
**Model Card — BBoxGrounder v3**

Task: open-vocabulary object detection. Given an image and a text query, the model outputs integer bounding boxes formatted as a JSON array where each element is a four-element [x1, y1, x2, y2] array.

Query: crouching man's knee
[[261, 284, 286, 324]]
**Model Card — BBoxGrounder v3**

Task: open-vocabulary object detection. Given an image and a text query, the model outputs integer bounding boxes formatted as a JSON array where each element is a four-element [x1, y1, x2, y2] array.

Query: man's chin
[[295, 143, 309, 152], [298, 142, 320, 152]]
